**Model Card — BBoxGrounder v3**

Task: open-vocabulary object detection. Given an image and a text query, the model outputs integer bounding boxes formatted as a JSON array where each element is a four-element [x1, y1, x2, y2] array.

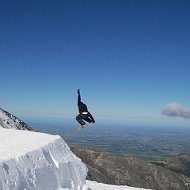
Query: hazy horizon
[[27, 117, 190, 161]]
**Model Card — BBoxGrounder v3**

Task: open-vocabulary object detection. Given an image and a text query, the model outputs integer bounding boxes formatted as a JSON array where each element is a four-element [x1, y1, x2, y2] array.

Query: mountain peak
[[0, 107, 33, 131]]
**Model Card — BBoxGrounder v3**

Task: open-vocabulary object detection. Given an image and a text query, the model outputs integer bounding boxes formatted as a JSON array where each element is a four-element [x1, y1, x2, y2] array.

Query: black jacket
[[78, 93, 88, 114], [77, 93, 95, 123]]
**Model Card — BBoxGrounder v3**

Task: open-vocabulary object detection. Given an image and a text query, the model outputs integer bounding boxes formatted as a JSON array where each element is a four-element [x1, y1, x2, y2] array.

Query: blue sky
[[0, 0, 190, 126]]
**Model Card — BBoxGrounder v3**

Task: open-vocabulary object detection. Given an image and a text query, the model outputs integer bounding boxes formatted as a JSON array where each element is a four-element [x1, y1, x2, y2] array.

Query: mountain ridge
[[153, 153, 190, 178], [0, 107, 33, 131], [71, 145, 190, 190]]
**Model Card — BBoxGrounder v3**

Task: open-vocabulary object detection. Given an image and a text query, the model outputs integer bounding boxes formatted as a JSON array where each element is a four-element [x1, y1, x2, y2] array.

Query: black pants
[[76, 113, 93, 126]]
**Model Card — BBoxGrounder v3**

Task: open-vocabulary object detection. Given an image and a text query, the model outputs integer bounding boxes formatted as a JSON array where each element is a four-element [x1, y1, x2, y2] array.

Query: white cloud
[[162, 102, 190, 119]]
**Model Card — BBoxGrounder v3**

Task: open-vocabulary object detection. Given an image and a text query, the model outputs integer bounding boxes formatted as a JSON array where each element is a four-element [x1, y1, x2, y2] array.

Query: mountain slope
[[71, 146, 190, 190], [155, 154, 190, 177], [0, 107, 33, 130]]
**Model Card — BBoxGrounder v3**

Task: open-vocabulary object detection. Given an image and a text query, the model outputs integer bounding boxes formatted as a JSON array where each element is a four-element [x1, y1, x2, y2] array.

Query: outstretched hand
[[77, 89, 80, 94]]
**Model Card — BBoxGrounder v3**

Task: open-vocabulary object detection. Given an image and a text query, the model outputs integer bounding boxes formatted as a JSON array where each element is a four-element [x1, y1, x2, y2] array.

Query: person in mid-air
[[76, 89, 95, 127]]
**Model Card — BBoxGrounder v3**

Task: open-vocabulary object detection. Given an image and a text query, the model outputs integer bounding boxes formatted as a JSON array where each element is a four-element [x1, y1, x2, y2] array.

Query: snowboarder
[[76, 89, 95, 127]]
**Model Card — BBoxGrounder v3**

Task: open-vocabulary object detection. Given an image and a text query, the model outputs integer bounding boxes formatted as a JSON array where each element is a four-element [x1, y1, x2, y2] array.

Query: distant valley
[[32, 122, 190, 162]]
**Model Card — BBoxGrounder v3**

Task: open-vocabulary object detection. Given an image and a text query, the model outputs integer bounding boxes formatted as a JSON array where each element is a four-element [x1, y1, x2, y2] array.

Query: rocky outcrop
[[157, 154, 190, 177], [71, 146, 190, 190]]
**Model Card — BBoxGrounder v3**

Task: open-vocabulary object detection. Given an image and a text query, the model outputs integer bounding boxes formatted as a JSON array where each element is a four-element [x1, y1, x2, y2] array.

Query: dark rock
[[158, 154, 190, 177]]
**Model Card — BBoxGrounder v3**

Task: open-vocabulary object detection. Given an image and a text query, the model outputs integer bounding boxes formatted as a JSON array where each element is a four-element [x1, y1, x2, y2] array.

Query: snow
[[0, 128, 88, 190], [86, 180, 153, 190], [0, 108, 15, 129], [0, 108, 33, 130]]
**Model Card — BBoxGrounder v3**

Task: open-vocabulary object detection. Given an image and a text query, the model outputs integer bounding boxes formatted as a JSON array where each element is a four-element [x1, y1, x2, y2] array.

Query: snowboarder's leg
[[76, 114, 85, 126], [83, 115, 93, 124]]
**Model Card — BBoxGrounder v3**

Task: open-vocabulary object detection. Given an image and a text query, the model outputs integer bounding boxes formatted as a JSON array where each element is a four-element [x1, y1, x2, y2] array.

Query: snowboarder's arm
[[77, 89, 81, 104]]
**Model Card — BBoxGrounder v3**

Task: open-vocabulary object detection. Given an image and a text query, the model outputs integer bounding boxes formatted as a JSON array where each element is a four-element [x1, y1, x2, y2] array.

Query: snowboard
[[75, 123, 94, 131]]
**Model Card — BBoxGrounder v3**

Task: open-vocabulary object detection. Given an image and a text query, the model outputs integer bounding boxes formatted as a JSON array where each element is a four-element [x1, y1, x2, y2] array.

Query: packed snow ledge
[[0, 128, 88, 190]]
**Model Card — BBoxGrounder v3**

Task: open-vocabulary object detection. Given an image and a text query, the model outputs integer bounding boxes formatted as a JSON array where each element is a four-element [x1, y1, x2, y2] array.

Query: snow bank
[[86, 180, 153, 190], [0, 128, 88, 190]]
